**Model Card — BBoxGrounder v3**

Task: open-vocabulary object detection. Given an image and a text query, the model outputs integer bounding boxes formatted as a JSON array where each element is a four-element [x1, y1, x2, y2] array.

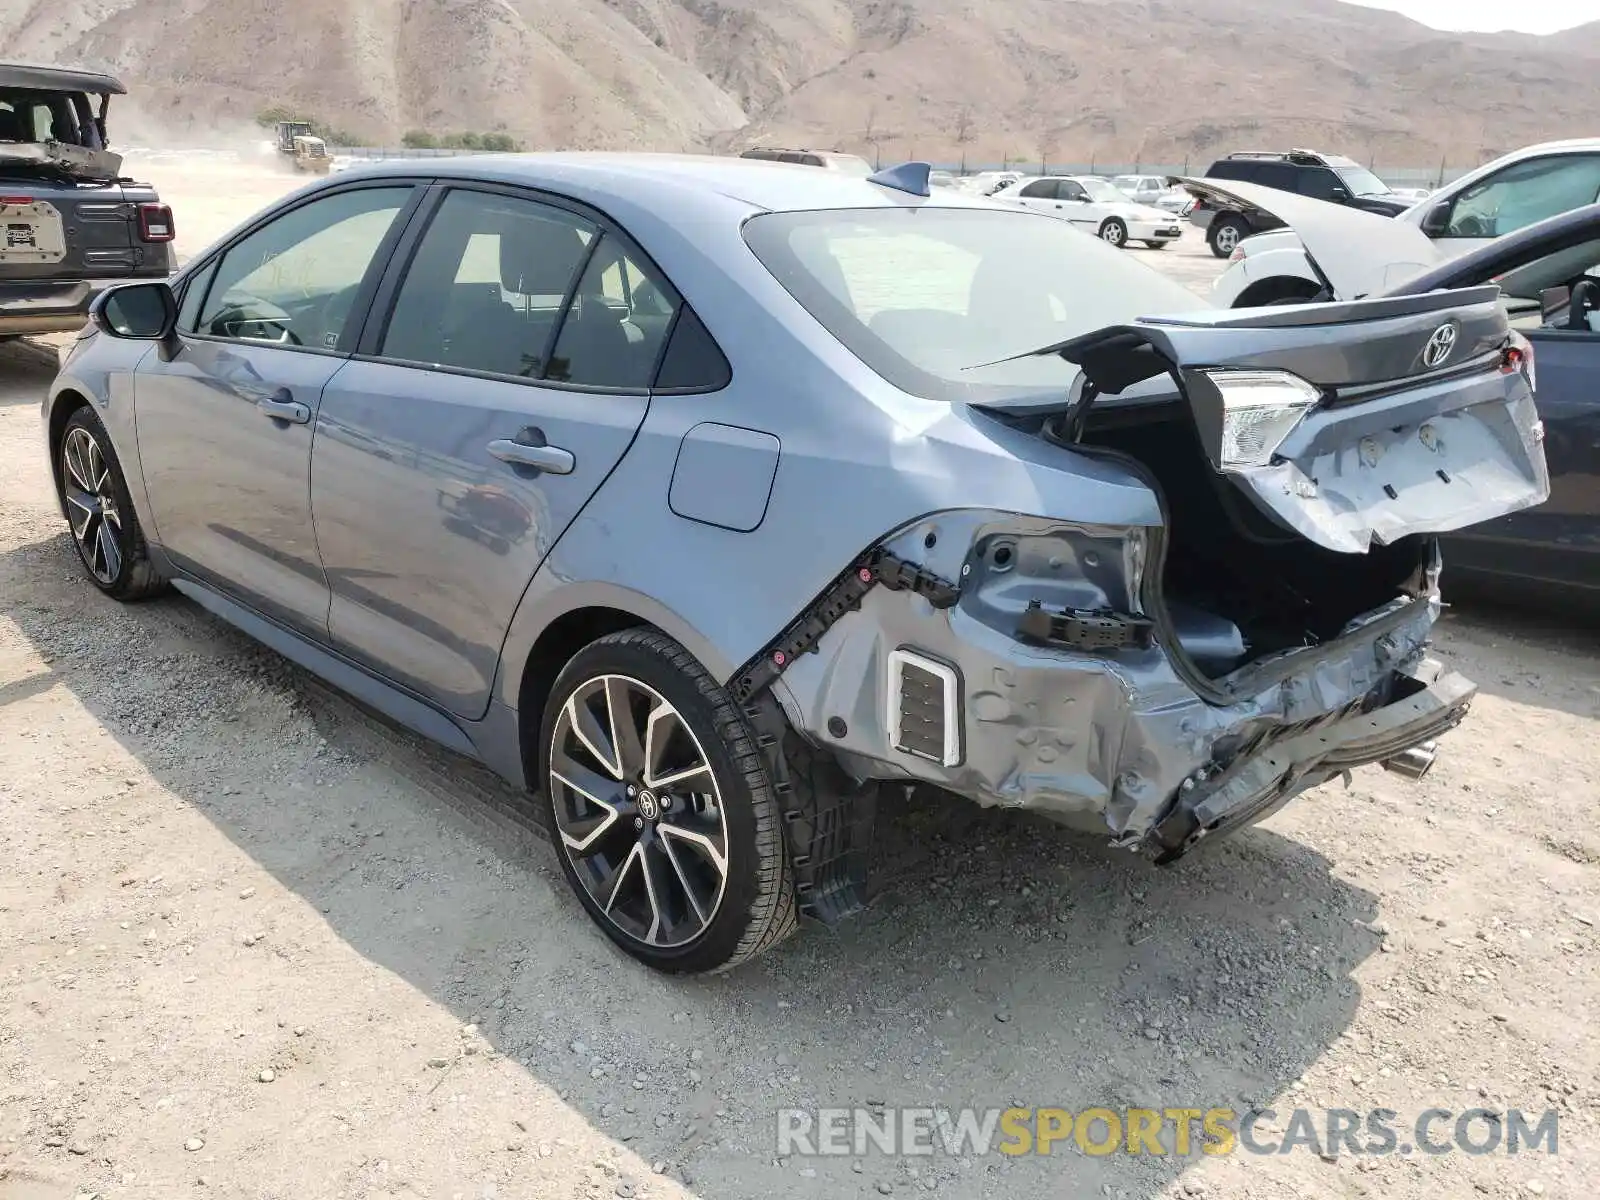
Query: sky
[[1338, 0, 1600, 34]]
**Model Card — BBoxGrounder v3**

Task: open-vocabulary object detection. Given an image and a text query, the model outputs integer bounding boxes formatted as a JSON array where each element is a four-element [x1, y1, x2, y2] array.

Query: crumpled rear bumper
[[1146, 657, 1473, 859], [767, 515, 1466, 860]]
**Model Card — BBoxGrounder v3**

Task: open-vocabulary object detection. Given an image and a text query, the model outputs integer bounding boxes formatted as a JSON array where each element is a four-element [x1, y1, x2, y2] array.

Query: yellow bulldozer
[[273, 120, 331, 174]]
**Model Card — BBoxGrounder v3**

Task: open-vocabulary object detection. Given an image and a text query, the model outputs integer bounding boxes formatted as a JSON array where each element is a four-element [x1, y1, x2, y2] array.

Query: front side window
[[1294, 167, 1345, 202], [381, 189, 597, 378], [196, 186, 412, 350], [1077, 179, 1124, 203], [1441, 155, 1600, 240], [743, 206, 1208, 403], [1059, 181, 1091, 202]]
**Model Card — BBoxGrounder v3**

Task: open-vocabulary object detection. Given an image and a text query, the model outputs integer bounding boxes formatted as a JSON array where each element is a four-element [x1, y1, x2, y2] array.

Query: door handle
[[488, 428, 575, 475], [257, 393, 311, 424]]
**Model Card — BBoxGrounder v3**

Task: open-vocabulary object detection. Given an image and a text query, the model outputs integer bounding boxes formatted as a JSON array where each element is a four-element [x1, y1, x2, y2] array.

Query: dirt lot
[[2, 156, 1598, 1200]]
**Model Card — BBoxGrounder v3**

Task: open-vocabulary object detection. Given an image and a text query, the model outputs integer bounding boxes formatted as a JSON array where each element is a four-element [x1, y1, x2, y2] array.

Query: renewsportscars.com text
[[776, 1106, 1560, 1159]]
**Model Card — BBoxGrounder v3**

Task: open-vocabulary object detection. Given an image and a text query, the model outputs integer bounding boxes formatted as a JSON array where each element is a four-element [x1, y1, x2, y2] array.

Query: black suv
[[1188, 149, 1410, 257], [1, 63, 175, 339]]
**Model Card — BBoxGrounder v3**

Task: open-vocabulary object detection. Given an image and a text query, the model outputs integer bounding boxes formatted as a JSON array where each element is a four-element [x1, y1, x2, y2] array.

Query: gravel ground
[[1, 158, 1597, 1200]]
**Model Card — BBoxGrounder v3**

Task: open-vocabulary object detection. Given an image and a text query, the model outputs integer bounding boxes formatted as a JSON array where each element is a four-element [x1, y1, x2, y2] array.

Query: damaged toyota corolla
[[46, 154, 1548, 974]]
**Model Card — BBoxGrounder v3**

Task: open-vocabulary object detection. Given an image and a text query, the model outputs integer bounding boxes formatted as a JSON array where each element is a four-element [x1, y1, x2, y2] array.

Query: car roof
[[339, 152, 1001, 214], [0, 62, 126, 94]]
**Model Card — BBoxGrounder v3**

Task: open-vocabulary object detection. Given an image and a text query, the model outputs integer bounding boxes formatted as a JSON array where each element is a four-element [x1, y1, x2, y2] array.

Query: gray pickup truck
[[0, 63, 175, 339]]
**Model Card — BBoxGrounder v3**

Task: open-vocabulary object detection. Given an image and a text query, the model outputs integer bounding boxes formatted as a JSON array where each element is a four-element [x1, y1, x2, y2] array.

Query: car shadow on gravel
[[0, 344, 58, 404], [1434, 598, 1600, 722], [1, 530, 1384, 1200]]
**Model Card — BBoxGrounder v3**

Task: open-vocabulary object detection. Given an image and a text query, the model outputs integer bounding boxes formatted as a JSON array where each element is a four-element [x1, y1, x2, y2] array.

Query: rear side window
[[381, 188, 597, 378], [1019, 179, 1057, 198], [1250, 162, 1297, 191], [546, 236, 680, 389], [1207, 161, 1255, 181], [654, 308, 731, 391]]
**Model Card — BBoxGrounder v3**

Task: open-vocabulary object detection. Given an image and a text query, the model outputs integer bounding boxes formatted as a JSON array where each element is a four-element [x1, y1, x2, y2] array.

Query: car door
[[1056, 180, 1099, 230], [1010, 178, 1060, 211], [1425, 154, 1600, 256], [309, 184, 675, 718], [133, 182, 420, 638]]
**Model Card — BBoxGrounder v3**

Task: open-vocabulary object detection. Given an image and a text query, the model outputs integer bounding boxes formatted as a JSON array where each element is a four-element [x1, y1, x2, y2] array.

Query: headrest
[[498, 214, 591, 296]]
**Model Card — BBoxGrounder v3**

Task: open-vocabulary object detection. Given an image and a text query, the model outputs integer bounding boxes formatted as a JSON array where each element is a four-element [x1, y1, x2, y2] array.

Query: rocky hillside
[[2, 0, 1597, 164]]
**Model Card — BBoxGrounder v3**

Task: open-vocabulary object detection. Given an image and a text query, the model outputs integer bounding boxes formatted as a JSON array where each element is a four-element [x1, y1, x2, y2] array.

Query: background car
[[1190, 177, 1598, 606], [0, 62, 176, 338], [1112, 174, 1192, 214], [1186, 148, 1410, 257], [1208, 138, 1600, 302], [992, 174, 1184, 247], [738, 146, 874, 174]]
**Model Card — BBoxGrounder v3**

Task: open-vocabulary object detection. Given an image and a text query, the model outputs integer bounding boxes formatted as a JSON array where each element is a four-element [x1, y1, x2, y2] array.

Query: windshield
[[742, 207, 1209, 402], [1077, 178, 1124, 202], [1332, 163, 1393, 197]]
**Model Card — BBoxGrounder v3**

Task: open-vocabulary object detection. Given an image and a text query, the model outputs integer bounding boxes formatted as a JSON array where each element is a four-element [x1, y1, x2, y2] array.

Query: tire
[[56, 406, 168, 601], [1233, 280, 1322, 309], [541, 628, 797, 974], [1143, 241, 1168, 250], [1208, 217, 1247, 258], [1098, 218, 1128, 248]]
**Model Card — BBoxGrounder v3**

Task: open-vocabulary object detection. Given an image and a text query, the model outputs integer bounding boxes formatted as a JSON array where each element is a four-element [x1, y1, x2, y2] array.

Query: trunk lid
[[1177, 177, 1442, 299], [1047, 286, 1550, 554]]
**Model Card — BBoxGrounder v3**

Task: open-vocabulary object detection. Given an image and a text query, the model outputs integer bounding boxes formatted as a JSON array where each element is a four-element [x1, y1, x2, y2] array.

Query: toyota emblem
[[1422, 323, 1458, 369]]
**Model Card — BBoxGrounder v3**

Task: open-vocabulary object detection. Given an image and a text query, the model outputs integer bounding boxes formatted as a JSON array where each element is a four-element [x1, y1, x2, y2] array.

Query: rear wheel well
[[516, 606, 650, 786], [47, 390, 92, 496], [1232, 276, 1322, 308]]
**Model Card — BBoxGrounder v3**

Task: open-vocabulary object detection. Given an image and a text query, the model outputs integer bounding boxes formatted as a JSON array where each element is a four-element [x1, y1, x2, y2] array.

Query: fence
[[324, 145, 1471, 190]]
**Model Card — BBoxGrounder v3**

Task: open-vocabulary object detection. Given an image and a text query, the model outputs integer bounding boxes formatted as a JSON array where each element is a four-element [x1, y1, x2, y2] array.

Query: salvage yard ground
[[1, 155, 1597, 1200]]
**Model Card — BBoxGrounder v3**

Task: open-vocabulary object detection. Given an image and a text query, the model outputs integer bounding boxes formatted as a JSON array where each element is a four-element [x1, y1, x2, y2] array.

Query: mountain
[[2, 0, 1597, 167]]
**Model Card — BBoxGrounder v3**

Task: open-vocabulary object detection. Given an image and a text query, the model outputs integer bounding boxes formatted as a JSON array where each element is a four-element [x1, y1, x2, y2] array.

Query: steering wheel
[[1453, 213, 1491, 237]]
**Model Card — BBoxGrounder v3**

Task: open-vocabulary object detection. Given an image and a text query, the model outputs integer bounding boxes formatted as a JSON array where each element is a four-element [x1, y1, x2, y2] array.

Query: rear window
[[742, 207, 1208, 403], [1207, 160, 1259, 182]]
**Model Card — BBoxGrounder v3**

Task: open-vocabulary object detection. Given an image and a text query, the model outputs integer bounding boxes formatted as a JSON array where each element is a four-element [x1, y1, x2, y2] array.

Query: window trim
[[352, 179, 732, 397], [1429, 152, 1600, 241], [179, 178, 430, 359]]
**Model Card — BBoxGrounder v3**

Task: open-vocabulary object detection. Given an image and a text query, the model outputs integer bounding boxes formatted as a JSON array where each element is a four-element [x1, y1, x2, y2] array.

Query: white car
[[993, 175, 1185, 248], [1207, 138, 1600, 307], [962, 170, 1026, 196], [1111, 174, 1193, 214]]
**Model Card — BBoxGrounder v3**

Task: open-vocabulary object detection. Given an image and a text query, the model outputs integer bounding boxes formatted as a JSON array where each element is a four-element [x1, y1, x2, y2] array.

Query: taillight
[[1228, 245, 1246, 263], [0, 194, 33, 207], [137, 202, 175, 243], [1501, 331, 1535, 392]]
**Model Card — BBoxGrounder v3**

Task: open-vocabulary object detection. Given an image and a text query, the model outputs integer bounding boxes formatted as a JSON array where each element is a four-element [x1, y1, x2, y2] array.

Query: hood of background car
[[1179, 177, 1442, 300]]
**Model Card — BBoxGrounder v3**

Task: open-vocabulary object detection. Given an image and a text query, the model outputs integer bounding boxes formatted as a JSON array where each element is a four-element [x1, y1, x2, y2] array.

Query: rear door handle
[[257, 393, 311, 424], [488, 429, 575, 475]]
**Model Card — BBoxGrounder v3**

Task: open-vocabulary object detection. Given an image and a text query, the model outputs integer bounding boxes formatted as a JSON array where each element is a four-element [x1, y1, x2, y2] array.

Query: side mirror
[[1420, 202, 1451, 236], [1328, 186, 1350, 203], [1540, 285, 1572, 325], [92, 281, 177, 341]]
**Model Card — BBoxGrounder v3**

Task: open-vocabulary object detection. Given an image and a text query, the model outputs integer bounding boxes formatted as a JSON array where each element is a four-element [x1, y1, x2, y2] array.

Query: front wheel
[[541, 628, 797, 974], [1098, 218, 1128, 248], [56, 407, 167, 600]]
